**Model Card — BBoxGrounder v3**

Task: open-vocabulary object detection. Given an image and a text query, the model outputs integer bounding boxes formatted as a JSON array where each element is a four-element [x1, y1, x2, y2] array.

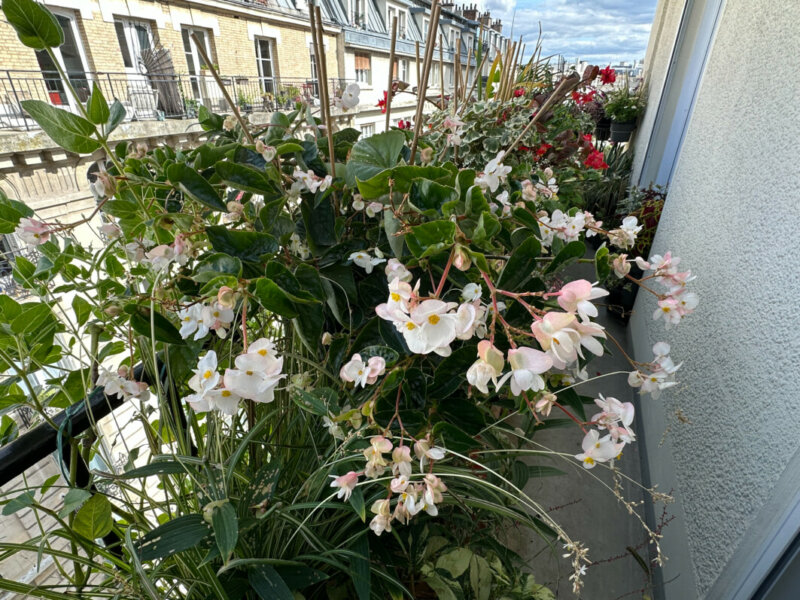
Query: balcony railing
[[0, 70, 350, 132], [0, 241, 38, 299]]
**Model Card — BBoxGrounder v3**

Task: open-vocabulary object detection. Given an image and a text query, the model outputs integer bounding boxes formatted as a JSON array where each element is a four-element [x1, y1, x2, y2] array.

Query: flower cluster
[[15, 217, 51, 248], [97, 367, 150, 402], [182, 339, 285, 414], [293, 168, 332, 194], [178, 302, 235, 340], [636, 252, 698, 326], [339, 353, 386, 387], [476, 151, 512, 193], [628, 341, 682, 397]]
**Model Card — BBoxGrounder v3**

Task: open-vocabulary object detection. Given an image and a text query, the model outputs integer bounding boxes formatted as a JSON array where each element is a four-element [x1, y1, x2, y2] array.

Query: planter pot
[[594, 118, 611, 141], [610, 121, 636, 143]]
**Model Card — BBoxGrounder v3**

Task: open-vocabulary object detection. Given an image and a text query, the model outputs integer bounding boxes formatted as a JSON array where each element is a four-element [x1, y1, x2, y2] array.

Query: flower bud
[[255, 140, 266, 154], [420, 147, 434, 164], [217, 286, 236, 309], [103, 304, 123, 317], [226, 200, 244, 214], [612, 254, 631, 278], [453, 245, 471, 271], [322, 332, 333, 345]]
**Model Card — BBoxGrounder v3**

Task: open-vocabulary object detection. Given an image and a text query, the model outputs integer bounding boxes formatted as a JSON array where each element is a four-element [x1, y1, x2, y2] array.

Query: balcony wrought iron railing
[[0, 241, 38, 299], [0, 70, 350, 131]]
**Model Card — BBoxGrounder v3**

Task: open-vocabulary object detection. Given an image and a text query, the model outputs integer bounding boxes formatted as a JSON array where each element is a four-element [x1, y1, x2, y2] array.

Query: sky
[[478, 0, 659, 65]]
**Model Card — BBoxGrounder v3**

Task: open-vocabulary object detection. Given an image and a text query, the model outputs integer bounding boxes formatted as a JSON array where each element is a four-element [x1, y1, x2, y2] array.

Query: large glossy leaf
[[215, 161, 281, 197], [497, 236, 541, 291], [206, 226, 278, 262], [106, 100, 126, 135], [348, 130, 405, 184], [20, 100, 99, 154], [409, 179, 458, 212], [595, 244, 611, 281], [73, 494, 113, 540], [129, 307, 185, 345], [254, 278, 298, 318], [138, 515, 212, 561], [544, 240, 586, 274], [357, 165, 453, 199], [2, 0, 64, 49], [212, 501, 238, 561], [406, 220, 456, 258], [249, 565, 294, 600], [167, 163, 226, 211], [193, 253, 242, 283]]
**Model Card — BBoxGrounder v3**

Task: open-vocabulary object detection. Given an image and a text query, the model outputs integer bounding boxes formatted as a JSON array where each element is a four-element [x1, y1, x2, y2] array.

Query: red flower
[[377, 91, 388, 113], [571, 90, 596, 106], [584, 149, 609, 170], [513, 87, 525, 97], [598, 66, 617, 85], [535, 143, 552, 158], [398, 119, 412, 130], [582, 133, 593, 142]]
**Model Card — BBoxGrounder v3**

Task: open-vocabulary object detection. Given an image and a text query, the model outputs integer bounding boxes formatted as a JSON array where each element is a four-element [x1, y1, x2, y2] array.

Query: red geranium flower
[[513, 87, 525, 97], [584, 149, 609, 170], [535, 143, 552, 158], [398, 119, 412, 130], [599, 66, 616, 85], [582, 133, 593, 142], [571, 90, 596, 106], [377, 91, 388, 113]]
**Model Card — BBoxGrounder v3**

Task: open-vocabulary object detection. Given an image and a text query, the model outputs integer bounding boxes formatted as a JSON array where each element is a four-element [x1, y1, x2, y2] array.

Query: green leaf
[[469, 554, 492, 600], [351, 535, 371, 600], [106, 100, 126, 135], [383, 207, 405, 258], [291, 388, 327, 416], [249, 565, 294, 600], [167, 163, 226, 211], [215, 161, 281, 197], [11, 303, 55, 334], [86, 82, 109, 124], [349, 487, 366, 522], [406, 220, 456, 258], [2, 0, 64, 50], [348, 130, 405, 184], [409, 179, 458, 212], [20, 100, 99, 154], [528, 465, 566, 478], [71, 296, 91, 327], [275, 142, 304, 155], [73, 494, 112, 540], [357, 345, 400, 365], [357, 165, 453, 199], [436, 547, 473, 578], [2, 492, 34, 516], [254, 278, 298, 318], [59, 488, 91, 518], [212, 501, 238, 561], [114, 460, 193, 479], [274, 565, 329, 590], [545, 241, 585, 274], [193, 253, 242, 283], [206, 226, 278, 263], [424, 574, 459, 600], [0, 415, 19, 446], [595, 244, 611, 281], [138, 514, 212, 561], [129, 307, 185, 345], [497, 236, 541, 291]]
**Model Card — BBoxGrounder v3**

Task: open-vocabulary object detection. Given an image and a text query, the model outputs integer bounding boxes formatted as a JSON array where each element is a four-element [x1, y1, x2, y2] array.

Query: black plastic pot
[[610, 121, 636, 143], [594, 118, 611, 141]]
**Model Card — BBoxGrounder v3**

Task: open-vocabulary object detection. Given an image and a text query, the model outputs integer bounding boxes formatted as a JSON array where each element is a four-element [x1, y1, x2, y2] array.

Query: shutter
[[355, 53, 370, 71]]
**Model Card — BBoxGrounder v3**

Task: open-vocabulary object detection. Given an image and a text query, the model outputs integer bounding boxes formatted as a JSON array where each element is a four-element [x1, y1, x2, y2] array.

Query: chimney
[[491, 19, 502, 33], [479, 12, 492, 26], [463, 3, 479, 21]]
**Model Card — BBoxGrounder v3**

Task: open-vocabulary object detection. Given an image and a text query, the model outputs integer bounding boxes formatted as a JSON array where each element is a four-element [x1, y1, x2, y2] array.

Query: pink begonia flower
[[392, 445, 413, 477], [497, 347, 553, 395], [339, 353, 386, 387], [574, 319, 606, 358], [99, 222, 121, 239], [385, 258, 412, 283], [414, 439, 446, 469], [574, 429, 624, 469], [531, 312, 581, 369], [15, 217, 51, 247], [363, 436, 393, 478], [613, 254, 631, 278], [591, 394, 635, 443], [466, 340, 505, 394], [557, 279, 609, 321], [330, 471, 359, 501], [145, 244, 177, 272], [390, 474, 410, 494], [653, 298, 682, 326], [369, 499, 392, 535], [365, 201, 383, 218], [535, 392, 557, 416]]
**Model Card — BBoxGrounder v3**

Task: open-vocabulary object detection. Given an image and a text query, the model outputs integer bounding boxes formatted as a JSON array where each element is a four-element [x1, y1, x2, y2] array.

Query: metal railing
[[0, 69, 350, 131], [0, 240, 38, 299]]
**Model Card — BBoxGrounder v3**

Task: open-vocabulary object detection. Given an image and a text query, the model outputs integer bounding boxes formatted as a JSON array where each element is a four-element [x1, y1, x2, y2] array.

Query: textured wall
[[630, 0, 800, 597]]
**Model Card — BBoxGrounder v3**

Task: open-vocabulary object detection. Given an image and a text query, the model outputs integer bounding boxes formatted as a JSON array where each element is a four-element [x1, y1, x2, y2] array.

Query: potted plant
[[605, 87, 644, 142], [583, 98, 610, 141]]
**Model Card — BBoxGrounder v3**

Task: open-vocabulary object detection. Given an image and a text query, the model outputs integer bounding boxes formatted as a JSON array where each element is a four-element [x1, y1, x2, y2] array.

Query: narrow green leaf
[[138, 514, 212, 561], [86, 82, 110, 124], [349, 487, 366, 522], [249, 565, 294, 600], [2, 492, 35, 515], [212, 501, 238, 561]]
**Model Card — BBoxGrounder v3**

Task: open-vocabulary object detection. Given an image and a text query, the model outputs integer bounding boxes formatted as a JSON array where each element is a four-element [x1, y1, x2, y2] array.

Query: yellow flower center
[[221, 390, 231, 397], [203, 370, 213, 379], [246, 370, 253, 376], [584, 457, 595, 466], [595, 442, 601, 449], [213, 311, 220, 318], [258, 349, 268, 356], [662, 306, 671, 313], [428, 314, 440, 325], [406, 322, 416, 330], [358, 370, 363, 375], [390, 292, 400, 302]]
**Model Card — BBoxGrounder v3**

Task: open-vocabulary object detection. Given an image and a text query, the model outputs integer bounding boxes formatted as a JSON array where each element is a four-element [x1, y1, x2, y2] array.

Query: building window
[[35, 11, 90, 108], [255, 38, 276, 94], [393, 58, 408, 82], [361, 123, 375, 136], [387, 6, 396, 30], [398, 11, 406, 38], [353, 0, 365, 28], [423, 18, 429, 41], [181, 27, 213, 101], [309, 47, 319, 97], [354, 52, 371, 85], [114, 19, 153, 71]]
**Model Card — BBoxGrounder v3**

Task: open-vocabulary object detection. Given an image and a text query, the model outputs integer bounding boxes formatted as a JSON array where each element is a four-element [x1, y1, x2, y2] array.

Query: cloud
[[477, 0, 658, 64]]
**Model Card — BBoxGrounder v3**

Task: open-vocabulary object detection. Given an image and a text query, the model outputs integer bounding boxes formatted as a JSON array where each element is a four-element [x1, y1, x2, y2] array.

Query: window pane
[[114, 21, 133, 68], [135, 24, 151, 52]]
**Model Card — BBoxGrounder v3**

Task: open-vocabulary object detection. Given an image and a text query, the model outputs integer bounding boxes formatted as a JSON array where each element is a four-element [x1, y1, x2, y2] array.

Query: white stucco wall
[[630, 0, 800, 598]]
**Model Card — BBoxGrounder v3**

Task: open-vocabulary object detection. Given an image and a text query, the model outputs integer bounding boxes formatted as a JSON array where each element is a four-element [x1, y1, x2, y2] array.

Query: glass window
[[115, 22, 133, 68], [398, 12, 406, 38], [361, 123, 374, 136], [35, 13, 89, 105], [354, 52, 371, 85], [255, 38, 276, 94]]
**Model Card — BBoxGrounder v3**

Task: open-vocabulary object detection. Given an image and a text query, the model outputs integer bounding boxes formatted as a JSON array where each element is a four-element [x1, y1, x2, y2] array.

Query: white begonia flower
[[144, 244, 177, 272], [188, 351, 220, 393], [204, 387, 242, 415], [530, 312, 582, 369], [202, 303, 235, 339], [414, 439, 446, 471], [496, 347, 553, 395], [557, 279, 610, 321], [575, 319, 607, 358], [369, 498, 392, 535], [363, 436, 393, 479], [365, 201, 383, 218], [99, 222, 121, 239], [385, 258, 412, 283], [461, 283, 482, 302], [591, 394, 635, 443], [476, 151, 512, 192], [349, 250, 386, 274], [407, 299, 459, 356], [339, 353, 386, 387], [608, 216, 642, 249], [351, 194, 365, 211], [466, 340, 505, 394], [223, 345, 285, 404], [574, 429, 624, 469], [178, 304, 203, 339], [340, 83, 361, 110], [613, 254, 631, 278], [330, 471, 359, 501], [392, 445, 413, 477], [454, 302, 479, 340]]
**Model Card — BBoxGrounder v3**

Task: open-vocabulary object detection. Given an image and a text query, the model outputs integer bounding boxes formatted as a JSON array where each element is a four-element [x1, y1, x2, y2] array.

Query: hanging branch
[[409, 0, 441, 163], [190, 33, 254, 145], [385, 16, 398, 131]]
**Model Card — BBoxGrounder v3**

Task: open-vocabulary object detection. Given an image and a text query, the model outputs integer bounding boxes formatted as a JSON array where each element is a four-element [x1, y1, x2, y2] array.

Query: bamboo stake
[[459, 51, 488, 115], [312, 5, 336, 177], [409, 0, 441, 163], [462, 44, 473, 103], [505, 73, 579, 155], [190, 33, 254, 144], [454, 36, 460, 114], [415, 41, 421, 93], [439, 34, 444, 107], [385, 16, 398, 131]]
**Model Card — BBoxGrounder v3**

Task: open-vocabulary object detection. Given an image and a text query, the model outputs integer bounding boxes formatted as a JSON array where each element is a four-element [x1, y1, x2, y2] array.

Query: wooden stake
[[409, 0, 441, 163], [385, 16, 398, 131], [459, 51, 488, 115], [190, 33, 254, 145], [454, 36, 460, 114], [313, 5, 336, 177], [439, 34, 444, 107]]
